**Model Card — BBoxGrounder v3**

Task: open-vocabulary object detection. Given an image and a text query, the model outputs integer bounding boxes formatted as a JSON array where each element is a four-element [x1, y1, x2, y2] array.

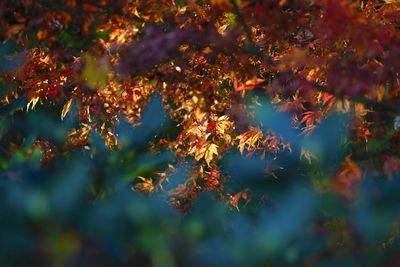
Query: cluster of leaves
[[1, 0, 400, 208]]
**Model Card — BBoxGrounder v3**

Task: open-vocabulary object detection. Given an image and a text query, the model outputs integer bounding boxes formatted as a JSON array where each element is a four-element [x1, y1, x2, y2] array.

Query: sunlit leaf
[[61, 98, 73, 120]]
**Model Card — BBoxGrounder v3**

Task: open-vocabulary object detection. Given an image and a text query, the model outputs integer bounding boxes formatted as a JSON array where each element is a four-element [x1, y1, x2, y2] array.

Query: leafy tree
[[1, 0, 400, 266]]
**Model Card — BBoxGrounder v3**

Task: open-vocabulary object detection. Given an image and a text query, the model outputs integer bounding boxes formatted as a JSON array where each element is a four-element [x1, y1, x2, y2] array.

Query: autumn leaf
[[236, 127, 263, 154], [298, 111, 321, 128], [64, 124, 92, 150], [133, 176, 155, 193], [228, 189, 251, 211], [215, 115, 233, 135], [61, 98, 73, 120], [333, 156, 363, 199], [186, 123, 206, 138], [188, 141, 207, 161], [205, 143, 218, 166], [203, 168, 222, 190], [26, 96, 40, 111], [189, 142, 219, 166]]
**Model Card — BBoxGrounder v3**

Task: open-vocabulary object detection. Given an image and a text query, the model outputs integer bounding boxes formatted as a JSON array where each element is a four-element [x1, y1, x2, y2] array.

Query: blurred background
[[1, 88, 400, 267]]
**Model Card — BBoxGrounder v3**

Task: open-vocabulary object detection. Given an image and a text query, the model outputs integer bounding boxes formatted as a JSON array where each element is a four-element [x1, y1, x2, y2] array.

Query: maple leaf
[[202, 168, 223, 190], [133, 176, 155, 193], [215, 115, 233, 135], [64, 124, 92, 150], [189, 142, 219, 166], [188, 141, 206, 161], [333, 156, 363, 199], [297, 111, 322, 129], [236, 127, 263, 154], [205, 143, 218, 167], [228, 189, 251, 211], [186, 123, 206, 138]]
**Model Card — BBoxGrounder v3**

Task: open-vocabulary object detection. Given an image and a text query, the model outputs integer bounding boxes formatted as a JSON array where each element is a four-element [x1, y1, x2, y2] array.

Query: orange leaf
[[333, 156, 362, 199]]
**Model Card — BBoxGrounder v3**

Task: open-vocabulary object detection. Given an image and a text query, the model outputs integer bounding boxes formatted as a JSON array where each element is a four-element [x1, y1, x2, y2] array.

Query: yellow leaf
[[205, 143, 218, 166], [194, 143, 208, 161], [132, 7, 140, 17], [133, 176, 155, 193], [248, 130, 263, 147], [26, 96, 40, 111], [223, 134, 232, 144], [61, 98, 73, 120], [187, 124, 205, 138], [236, 127, 263, 154], [216, 115, 232, 135], [190, 142, 219, 166]]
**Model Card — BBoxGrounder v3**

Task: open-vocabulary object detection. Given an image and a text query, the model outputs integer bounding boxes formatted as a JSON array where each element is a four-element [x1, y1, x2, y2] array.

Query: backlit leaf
[[61, 98, 73, 120]]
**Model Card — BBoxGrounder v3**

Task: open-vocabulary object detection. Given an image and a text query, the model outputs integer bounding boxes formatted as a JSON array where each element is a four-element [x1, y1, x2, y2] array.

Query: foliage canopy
[[1, 0, 400, 266]]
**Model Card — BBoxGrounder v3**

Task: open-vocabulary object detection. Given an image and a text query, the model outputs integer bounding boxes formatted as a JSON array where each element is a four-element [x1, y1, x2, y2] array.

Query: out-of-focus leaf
[[82, 55, 110, 89], [61, 98, 73, 120]]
